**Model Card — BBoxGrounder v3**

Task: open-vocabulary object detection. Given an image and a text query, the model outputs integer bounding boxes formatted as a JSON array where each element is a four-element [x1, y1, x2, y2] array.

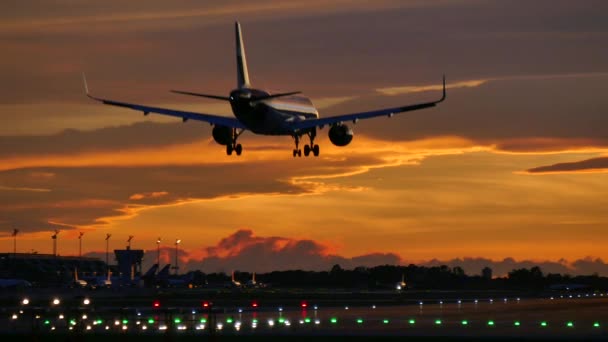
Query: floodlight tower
[[156, 237, 161, 266], [78, 232, 84, 258], [12, 229, 18, 256], [51, 230, 59, 256], [174, 239, 181, 275], [105, 233, 112, 268]]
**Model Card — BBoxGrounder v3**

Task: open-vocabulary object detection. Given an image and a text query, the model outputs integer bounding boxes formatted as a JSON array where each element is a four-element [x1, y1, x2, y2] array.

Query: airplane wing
[[83, 75, 245, 129], [291, 76, 446, 131]]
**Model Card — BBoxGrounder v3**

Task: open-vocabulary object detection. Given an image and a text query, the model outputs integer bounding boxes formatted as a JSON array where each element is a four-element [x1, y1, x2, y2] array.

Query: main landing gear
[[226, 129, 244, 156], [292, 130, 320, 158]]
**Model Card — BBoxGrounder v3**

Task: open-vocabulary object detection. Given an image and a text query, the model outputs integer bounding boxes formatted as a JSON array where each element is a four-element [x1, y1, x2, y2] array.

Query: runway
[[4, 293, 608, 339]]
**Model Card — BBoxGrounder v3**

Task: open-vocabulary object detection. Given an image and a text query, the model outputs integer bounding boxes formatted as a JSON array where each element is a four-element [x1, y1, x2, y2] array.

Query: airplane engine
[[212, 125, 233, 145], [328, 124, 353, 146]]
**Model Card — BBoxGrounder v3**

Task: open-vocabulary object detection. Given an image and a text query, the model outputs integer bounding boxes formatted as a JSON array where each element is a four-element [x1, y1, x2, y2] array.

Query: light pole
[[12, 229, 18, 256], [156, 237, 161, 266], [174, 239, 181, 275], [127, 235, 134, 249], [105, 233, 111, 269], [51, 230, 59, 256], [78, 232, 84, 258]]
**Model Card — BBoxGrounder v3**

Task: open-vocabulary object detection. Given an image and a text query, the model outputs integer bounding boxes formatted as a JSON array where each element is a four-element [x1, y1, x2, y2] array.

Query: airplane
[[72, 267, 88, 288], [225, 270, 242, 288], [245, 272, 265, 288], [84, 21, 445, 157], [396, 273, 407, 291]]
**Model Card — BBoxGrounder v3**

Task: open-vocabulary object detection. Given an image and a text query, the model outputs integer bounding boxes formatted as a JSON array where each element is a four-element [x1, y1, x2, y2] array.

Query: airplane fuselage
[[229, 88, 318, 135]]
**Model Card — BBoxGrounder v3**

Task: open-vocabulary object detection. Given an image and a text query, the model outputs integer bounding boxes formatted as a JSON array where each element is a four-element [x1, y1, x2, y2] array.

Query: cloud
[[129, 191, 168, 201], [527, 156, 608, 174], [169, 229, 401, 273], [376, 79, 486, 96]]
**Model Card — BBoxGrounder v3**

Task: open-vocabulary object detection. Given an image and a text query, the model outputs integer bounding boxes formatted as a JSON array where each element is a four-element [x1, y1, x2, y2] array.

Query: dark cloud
[[0, 164, 306, 233], [527, 156, 608, 173], [0, 122, 208, 158]]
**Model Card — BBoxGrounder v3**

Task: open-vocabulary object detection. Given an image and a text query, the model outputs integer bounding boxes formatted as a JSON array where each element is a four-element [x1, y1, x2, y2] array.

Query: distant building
[[482, 266, 493, 280], [0, 253, 107, 286], [114, 247, 144, 283]]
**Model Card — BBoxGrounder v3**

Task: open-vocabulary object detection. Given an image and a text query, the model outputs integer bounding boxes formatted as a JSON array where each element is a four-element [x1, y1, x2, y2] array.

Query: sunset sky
[[2, 1, 608, 275]]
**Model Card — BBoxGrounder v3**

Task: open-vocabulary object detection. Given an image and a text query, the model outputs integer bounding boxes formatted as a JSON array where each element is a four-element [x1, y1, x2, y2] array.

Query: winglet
[[82, 72, 101, 101], [82, 72, 90, 96], [438, 74, 446, 103]]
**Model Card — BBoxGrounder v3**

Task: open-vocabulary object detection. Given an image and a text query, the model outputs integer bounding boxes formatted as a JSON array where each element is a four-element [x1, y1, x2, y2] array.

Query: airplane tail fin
[[232, 270, 236, 282], [235, 22, 251, 89], [252, 272, 256, 283]]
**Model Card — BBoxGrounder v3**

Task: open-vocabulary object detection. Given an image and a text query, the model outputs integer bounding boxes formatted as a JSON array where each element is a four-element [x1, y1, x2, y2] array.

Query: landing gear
[[292, 129, 320, 157], [292, 135, 302, 157], [226, 129, 244, 156], [226, 143, 243, 156]]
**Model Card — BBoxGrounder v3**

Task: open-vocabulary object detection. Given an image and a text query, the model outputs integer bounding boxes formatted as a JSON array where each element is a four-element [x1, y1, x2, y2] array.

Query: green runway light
[[540, 321, 548, 327], [200, 318, 206, 323], [96, 319, 103, 324], [408, 319, 416, 325], [304, 318, 311, 323], [252, 319, 258, 324], [278, 318, 285, 324], [383, 319, 389, 324], [594, 322, 600, 328], [44, 320, 50, 325], [356, 319, 363, 324], [514, 321, 521, 326], [148, 318, 154, 324], [567, 321, 574, 327], [488, 320, 495, 326], [174, 318, 181, 324], [461, 320, 468, 325], [435, 319, 442, 325], [226, 318, 234, 324], [330, 317, 338, 324], [70, 320, 76, 326], [122, 319, 129, 324]]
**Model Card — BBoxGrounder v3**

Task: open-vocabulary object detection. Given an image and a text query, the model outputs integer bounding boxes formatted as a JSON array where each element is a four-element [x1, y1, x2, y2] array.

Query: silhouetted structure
[[0, 253, 106, 286], [114, 248, 144, 284], [482, 266, 493, 280]]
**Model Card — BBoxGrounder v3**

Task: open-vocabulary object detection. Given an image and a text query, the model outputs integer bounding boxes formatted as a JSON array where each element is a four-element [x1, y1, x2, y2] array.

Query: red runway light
[[252, 301, 258, 308], [152, 300, 161, 308], [301, 301, 308, 308]]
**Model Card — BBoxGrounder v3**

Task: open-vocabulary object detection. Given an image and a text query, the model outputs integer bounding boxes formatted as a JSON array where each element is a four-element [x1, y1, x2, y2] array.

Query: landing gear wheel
[[235, 144, 243, 156], [313, 144, 320, 157], [226, 144, 233, 156], [304, 145, 311, 157], [293, 149, 298, 157], [298, 149, 302, 157]]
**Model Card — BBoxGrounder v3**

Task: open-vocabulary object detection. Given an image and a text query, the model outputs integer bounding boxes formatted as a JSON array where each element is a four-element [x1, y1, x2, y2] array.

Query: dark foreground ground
[[2, 288, 608, 340]]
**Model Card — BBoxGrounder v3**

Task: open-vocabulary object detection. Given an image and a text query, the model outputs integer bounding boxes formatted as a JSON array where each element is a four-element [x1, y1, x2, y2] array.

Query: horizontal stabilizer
[[170, 90, 231, 101], [250, 91, 302, 104]]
